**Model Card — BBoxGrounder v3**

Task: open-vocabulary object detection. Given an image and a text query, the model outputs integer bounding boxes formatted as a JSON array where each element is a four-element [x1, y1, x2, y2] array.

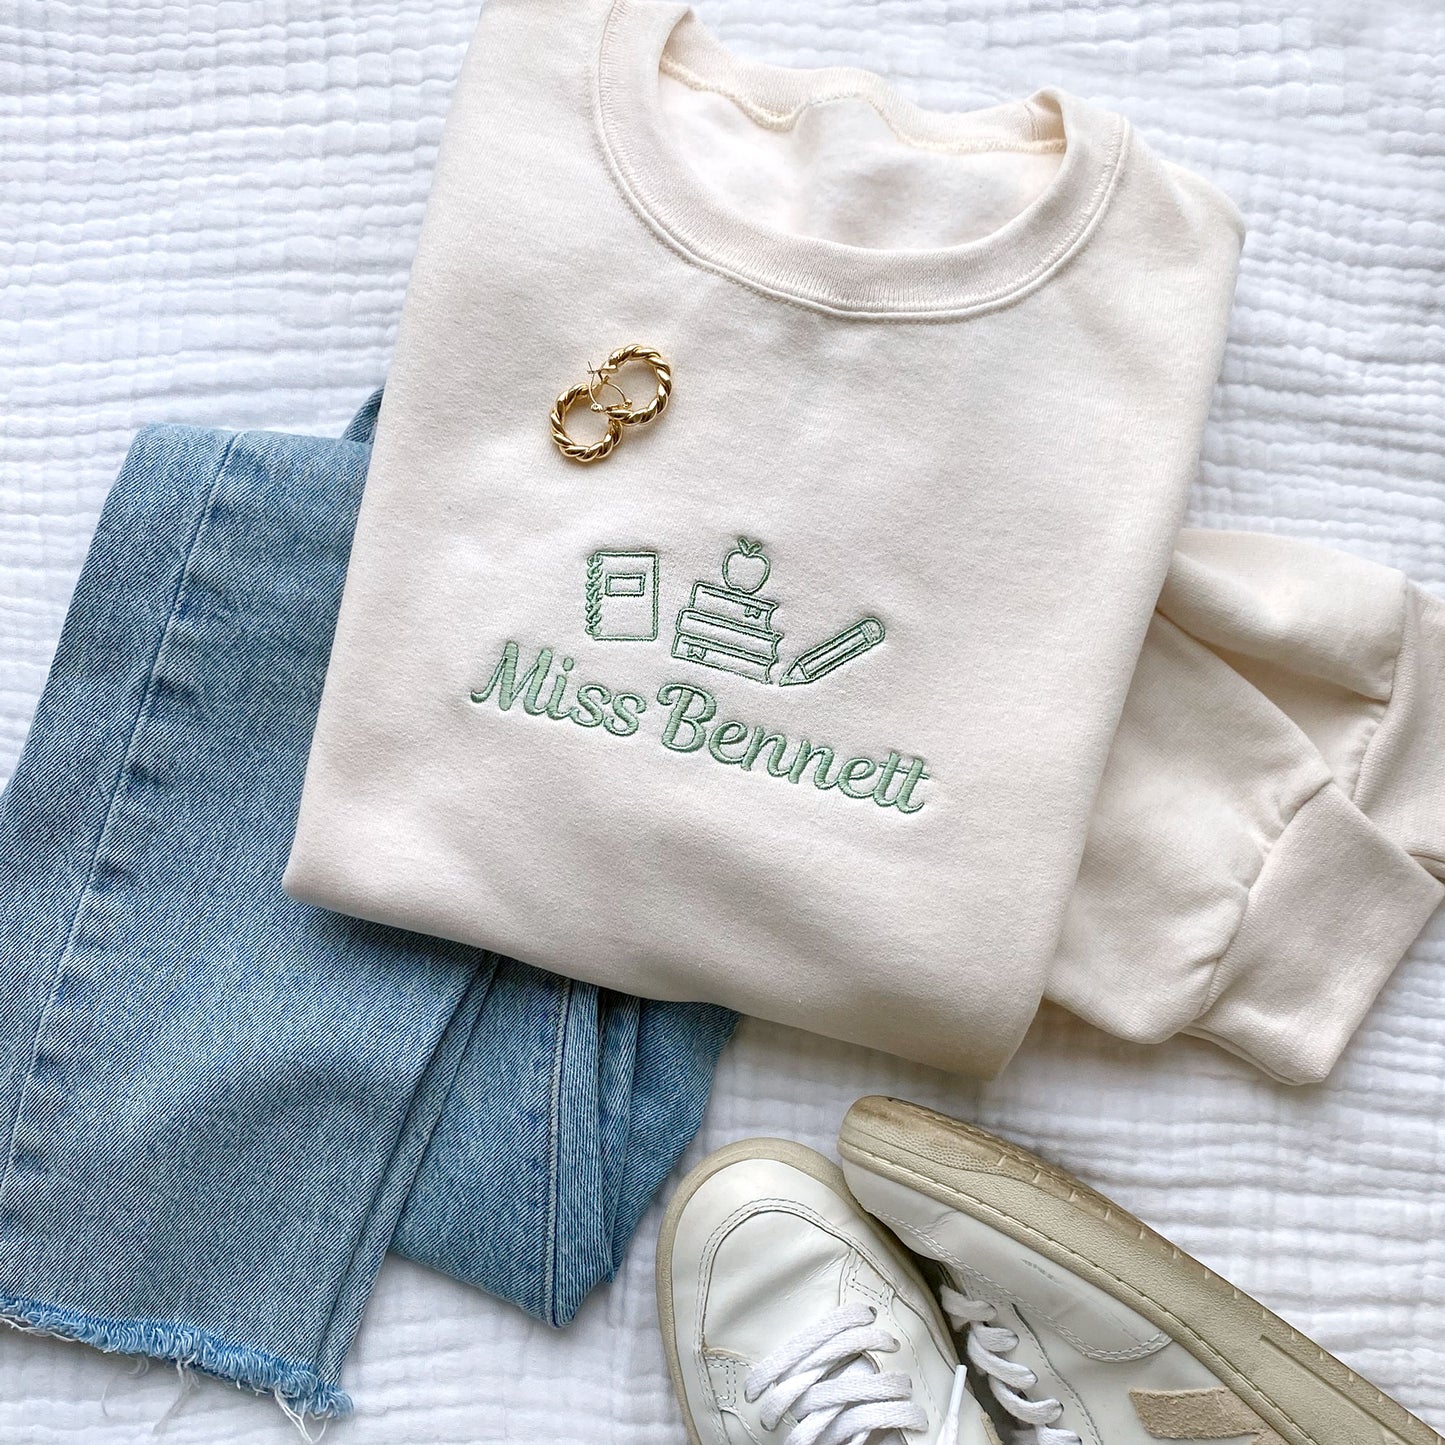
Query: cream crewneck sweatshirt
[[286, 0, 1246, 1076]]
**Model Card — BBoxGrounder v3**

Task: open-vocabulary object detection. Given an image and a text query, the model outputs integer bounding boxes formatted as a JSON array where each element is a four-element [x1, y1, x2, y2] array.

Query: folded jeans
[[0, 392, 735, 1418]]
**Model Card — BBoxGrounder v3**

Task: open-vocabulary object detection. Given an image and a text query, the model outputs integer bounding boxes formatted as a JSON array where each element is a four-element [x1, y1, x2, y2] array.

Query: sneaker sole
[[654, 1136, 960, 1445], [838, 1094, 1442, 1445]]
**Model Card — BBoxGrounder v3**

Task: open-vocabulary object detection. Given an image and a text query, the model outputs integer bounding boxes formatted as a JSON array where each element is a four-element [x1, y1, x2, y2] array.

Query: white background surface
[[2, 1, 1444, 1440]]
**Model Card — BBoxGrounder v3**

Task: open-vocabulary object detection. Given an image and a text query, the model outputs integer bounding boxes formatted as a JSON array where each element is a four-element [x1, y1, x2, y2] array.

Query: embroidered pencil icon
[[780, 617, 885, 687]]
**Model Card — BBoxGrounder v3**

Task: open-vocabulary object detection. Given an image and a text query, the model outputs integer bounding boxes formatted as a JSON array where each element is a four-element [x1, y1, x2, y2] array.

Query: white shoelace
[[742, 1301, 929, 1445], [939, 1286, 1082, 1445]]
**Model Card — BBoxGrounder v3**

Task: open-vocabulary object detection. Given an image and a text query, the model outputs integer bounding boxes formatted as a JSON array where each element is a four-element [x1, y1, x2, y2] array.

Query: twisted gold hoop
[[550, 382, 622, 465], [550, 344, 672, 464], [596, 345, 672, 427], [585, 370, 631, 417]]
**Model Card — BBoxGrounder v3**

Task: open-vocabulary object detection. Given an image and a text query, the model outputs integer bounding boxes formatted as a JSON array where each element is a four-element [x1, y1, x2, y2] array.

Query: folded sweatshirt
[[285, 0, 1243, 1077]]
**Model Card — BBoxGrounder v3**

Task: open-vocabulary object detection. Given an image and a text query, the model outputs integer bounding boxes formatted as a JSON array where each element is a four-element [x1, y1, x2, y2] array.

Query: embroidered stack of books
[[673, 581, 783, 684]]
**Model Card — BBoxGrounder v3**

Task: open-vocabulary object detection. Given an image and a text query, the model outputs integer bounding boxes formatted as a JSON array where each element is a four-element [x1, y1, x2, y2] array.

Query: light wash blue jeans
[[0, 393, 735, 1417]]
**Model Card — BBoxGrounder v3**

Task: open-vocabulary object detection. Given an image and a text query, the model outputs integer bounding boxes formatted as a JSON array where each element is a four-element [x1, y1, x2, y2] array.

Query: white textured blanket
[[1, 2, 1441, 1441]]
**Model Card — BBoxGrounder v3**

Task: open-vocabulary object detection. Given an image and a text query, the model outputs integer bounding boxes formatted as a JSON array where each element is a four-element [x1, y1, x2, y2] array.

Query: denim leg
[[391, 964, 735, 1325], [603, 996, 737, 1282], [0, 421, 495, 1417], [318, 398, 738, 1329], [0, 408, 736, 1417]]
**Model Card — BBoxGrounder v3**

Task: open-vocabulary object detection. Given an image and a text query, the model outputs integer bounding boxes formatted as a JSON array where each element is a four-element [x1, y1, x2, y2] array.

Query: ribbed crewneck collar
[[595, 0, 1130, 319]]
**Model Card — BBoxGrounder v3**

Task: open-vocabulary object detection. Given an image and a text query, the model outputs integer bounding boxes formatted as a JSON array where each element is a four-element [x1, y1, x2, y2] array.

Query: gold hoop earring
[[550, 381, 622, 465], [585, 369, 631, 418], [550, 345, 672, 463], [596, 345, 672, 427]]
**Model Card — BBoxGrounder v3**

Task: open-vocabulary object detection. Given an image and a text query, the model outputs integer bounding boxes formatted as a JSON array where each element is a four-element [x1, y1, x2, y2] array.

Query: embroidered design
[[466, 533, 912, 808], [720, 536, 770, 594], [673, 538, 784, 684], [468, 641, 930, 814], [666, 536, 885, 689], [1130, 1387, 1285, 1444], [781, 617, 885, 687], [470, 642, 647, 735], [586, 550, 659, 641]]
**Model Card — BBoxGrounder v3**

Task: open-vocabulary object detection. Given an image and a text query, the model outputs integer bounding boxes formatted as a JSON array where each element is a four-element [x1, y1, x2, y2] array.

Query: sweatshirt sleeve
[[1045, 529, 1445, 1084]]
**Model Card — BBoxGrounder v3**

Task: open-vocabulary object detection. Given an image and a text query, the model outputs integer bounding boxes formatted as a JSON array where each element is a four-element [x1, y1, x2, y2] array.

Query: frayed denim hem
[[0, 1295, 352, 1419]]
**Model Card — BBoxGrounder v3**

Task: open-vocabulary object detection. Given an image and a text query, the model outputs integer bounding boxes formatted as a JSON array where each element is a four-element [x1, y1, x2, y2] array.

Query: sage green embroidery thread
[[607, 691, 648, 736], [545, 656, 576, 720], [649, 677, 928, 808], [781, 617, 885, 686], [470, 641, 554, 714], [788, 740, 840, 789], [707, 720, 752, 765], [572, 682, 610, 728], [739, 728, 790, 776], [585, 553, 602, 637], [837, 757, 879, 798], [586, 549, 659, 641], [666, 537, 887, 688], [722, 537, 769, 594], [467, 642, 929, 814], [672, 538, 784, 684], [656, 682, 714, 752]]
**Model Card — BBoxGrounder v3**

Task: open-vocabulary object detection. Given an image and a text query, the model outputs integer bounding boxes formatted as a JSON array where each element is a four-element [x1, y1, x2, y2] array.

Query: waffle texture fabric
[[5, 0, 1445, 1439]]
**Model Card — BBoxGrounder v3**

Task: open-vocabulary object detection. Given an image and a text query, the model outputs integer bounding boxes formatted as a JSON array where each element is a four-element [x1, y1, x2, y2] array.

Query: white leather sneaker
[[656, 1137, 999, 1445], [838, 1095, 1444, 1445]]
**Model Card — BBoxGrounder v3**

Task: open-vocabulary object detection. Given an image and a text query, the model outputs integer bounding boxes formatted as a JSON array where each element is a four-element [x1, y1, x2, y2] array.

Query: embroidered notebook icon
[[672, 538, 783, 684], [586, 550, 659, 641]]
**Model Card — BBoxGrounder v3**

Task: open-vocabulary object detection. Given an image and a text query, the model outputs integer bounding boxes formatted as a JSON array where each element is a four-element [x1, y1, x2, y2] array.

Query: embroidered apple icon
[[722, 537, 770, 595]]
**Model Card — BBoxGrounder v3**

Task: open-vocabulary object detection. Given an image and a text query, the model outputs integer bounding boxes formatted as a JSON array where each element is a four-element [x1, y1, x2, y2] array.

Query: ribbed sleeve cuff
[[1187, 781, 1443, 1085], [1356, 584, 1445, 880]]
